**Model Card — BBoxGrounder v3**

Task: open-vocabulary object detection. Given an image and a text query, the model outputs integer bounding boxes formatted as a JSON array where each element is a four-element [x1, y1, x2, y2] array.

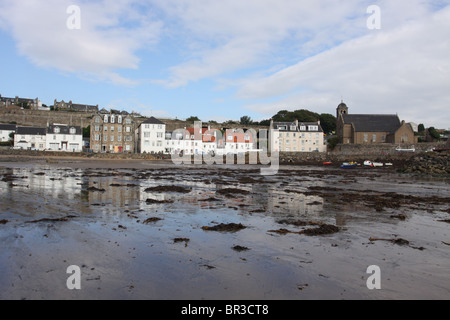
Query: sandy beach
[[0, 158, 449, 300]]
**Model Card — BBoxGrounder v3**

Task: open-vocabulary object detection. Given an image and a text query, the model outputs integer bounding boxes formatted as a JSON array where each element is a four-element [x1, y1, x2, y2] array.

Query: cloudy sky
[[0, 0, 449, 128]]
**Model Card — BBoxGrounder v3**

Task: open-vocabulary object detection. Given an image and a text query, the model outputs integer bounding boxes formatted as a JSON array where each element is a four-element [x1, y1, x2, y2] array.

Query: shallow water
[[0, 160, 449, 300]]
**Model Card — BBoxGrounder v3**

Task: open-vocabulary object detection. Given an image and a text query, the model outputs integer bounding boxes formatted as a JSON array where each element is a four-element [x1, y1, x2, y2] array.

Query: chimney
[[295, 119, 299, 127]]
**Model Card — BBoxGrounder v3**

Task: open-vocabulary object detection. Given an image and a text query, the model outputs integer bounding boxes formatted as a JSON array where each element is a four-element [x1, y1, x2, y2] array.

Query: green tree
[[83, 126, 91, 139], [186, 116, 201, 122], [428, 127, 440, 140], [319, 113, 337, 134], [418, 124, 425, 133], [240, 116, 253, 125]]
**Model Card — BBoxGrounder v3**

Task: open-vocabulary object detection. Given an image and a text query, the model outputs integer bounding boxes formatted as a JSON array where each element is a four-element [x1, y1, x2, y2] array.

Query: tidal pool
[[0, 159, 449, 300]]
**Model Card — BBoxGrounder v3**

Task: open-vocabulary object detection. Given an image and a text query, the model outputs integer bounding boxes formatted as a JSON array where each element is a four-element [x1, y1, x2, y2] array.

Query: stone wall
[[0, 109, 94, 128]]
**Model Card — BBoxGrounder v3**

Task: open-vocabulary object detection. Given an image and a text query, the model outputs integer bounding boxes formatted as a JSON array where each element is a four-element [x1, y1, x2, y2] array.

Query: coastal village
[[0, 93, 449, 162]]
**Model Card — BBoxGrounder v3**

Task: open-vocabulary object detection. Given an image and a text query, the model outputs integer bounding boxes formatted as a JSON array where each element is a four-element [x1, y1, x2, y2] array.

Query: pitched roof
[[342, 114, 401, 133], [273, 121, 323, 132], [0, 124, 17, 131], [48, 125, 82, 135], [16, 127, 47, 136], [141, 117, 165, 125]]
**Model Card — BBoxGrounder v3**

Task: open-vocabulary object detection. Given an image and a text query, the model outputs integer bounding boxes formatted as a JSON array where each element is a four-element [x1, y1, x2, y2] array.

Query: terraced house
[[270, 119, 326, 153], [90, 113, 136, 153]]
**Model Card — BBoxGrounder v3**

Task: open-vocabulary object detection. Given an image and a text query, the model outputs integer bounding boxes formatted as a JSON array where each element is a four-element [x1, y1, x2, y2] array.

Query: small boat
[[341, 162, 358, 169], [323, 162, 332, 166], [396, 145, 415, 153], [364, 160, 373, 167], [385, 163, 393, 166], [433, 148, 450, 153]]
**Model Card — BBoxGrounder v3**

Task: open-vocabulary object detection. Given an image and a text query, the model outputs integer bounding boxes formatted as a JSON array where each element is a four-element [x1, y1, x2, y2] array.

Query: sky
[[0, 0, 449, 129]]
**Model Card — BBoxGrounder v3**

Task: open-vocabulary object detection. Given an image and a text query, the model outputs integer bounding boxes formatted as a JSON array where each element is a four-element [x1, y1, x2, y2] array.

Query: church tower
[[336, 101, 348, 119]]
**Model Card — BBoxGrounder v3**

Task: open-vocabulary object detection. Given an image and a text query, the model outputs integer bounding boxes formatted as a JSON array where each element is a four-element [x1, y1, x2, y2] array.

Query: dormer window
[[54, 127, 60, 134], [118, 116, 122, 124], [104, 115, 109, 123], [70, 127, 76, 134], [111, 116, 115, 124], [300, 126, 306, 131], [290, 125, 296, 131]]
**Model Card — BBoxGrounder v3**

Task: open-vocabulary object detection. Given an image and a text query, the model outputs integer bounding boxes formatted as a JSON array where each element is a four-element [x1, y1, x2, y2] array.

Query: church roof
[[342, 114, 401, 133]]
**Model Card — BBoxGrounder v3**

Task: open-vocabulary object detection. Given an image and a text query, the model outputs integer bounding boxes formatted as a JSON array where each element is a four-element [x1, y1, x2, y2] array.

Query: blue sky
[[1, 0, 449, 128]]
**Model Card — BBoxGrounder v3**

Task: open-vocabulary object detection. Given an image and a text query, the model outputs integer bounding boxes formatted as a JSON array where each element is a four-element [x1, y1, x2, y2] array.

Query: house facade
[[46, 124, 83, 152], [136, 117, 166, 154], [14, 127, 47, 150], [0, 124, 17, 143], [90, 113, 136, 153], [270, 119, 326, 153], [336, 102, 417, 145]]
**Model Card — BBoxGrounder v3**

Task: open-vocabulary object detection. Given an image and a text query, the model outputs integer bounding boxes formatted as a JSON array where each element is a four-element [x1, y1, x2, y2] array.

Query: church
[[336, 101, 417, 145]]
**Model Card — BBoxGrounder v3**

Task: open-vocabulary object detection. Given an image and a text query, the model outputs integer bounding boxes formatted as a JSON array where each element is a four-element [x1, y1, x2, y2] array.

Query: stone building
[[54, 99, 99, 113], [0, 94, 42, 110], [336, 101, 417, 145], [90, 113, 136, 153]]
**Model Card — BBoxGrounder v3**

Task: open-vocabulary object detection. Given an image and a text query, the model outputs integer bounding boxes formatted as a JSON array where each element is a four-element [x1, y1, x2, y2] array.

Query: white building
[[271, 119, 326, 153], [137, 117, 166, 154], [0, 124, 16, 143], [14, 127, 47, 150], [46, 124, 83, 152], [221, 129, 257, 155]]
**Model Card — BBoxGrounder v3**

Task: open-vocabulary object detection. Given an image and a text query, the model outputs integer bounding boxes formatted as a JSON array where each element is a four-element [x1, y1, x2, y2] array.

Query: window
[[54, 127, 60, 134], [111, 136, 114, 142], [126, 127, 131, 133], [144, 132, 151, 138], [126, 118, 131, 124], [95, 134, 99, 141], [95, 126, 99, 132], [95, 117, 100, 123], [104, 115, 109, 123], [372, 134, 377, 143], [364, 134, 368, 143], [118, 136, 122, 142], [111, 126, 115, 132], [118, 116, 122, 124], [118, 127, 122, 133], [300, 126, 306, 131], [104, 126, 108, 132], [290, 125, 296, 131], [157, 132, 163, 138], [111, 116, 115, 124]]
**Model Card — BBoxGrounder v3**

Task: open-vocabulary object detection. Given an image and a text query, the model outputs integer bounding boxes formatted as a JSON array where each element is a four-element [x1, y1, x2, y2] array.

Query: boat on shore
[[323, 162, 333, 166], [364, 160, 383, 167], [341, 162, 358, 169], [396, 145, 415, 153]]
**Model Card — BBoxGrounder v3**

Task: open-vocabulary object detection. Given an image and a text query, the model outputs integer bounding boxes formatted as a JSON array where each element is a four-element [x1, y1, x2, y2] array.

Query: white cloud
[[0, 0, 162, 85], [236, 3, 450, 128]]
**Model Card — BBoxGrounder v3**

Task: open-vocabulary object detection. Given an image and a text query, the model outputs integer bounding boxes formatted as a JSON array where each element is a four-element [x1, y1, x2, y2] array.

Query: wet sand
[[0, 159, 449, 300]]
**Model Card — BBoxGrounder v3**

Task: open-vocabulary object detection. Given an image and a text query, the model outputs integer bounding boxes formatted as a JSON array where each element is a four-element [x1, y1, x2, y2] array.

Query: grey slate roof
[[342, 114, 401, 133], [16, 127, 47, 136], [0, 124, 17, 131], [273, 122, 323, 132], [48, 125, 82, 135], [141, 117, 165, 125]]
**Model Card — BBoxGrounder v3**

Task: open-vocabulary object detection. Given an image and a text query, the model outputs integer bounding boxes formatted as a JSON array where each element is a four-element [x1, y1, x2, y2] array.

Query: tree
[[83, 126, 91, 139], [240, 116, 253, 125], [418, 124, 425, 133], [428, 127, 441, 140], [186, 116, 201, 122], [319, 113, 337, 135]]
